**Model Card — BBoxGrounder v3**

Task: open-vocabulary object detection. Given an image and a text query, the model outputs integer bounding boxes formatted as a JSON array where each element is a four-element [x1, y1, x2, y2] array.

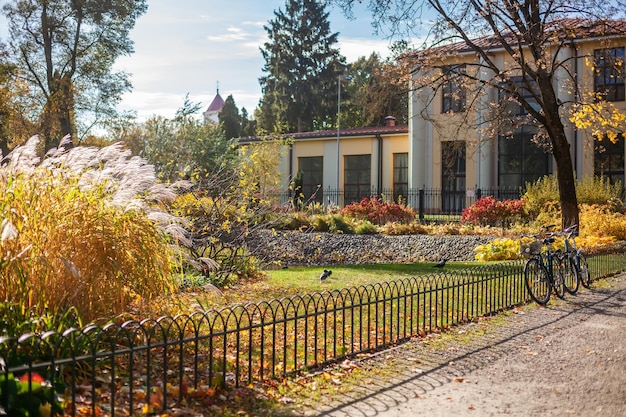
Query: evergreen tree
[[258, 0, 346, 133], [219, 95, 241, 139], [240, 108, 257, 137]]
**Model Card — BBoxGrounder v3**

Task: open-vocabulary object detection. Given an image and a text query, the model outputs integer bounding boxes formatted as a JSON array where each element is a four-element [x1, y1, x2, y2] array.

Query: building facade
[[239, 20, 626, 212], [408, 20, 626, 196], [239, 118, 409, 206]]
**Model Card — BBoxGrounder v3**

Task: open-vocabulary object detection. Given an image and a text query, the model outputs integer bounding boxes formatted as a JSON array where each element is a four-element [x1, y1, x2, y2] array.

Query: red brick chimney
[[385, 116, 396, 126]]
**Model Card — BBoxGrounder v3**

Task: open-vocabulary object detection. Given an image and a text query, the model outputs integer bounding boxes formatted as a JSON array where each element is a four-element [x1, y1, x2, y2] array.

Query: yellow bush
[[579, 204, 626, 241], [0, 140, 175, 323], [474, 238, 523, 261]]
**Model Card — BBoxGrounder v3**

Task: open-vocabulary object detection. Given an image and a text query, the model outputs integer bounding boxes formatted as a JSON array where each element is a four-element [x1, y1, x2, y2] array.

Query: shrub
[[327, 214, 354, 234], [170, 192, 264, 286], [524, 175, 624, 217], [342, 196, 415, 225], [380, 222, 429, 235], [580, 204, 626, 241], [474, 238, 523, 261], [354, 220, 379, 235], [0, 137, 177, 324], [523, 175, 560, 217], [461, 196, 527, 226]]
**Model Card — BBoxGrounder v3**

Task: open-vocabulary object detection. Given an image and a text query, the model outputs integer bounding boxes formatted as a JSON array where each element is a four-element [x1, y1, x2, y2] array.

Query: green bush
[[328, 214, 354, 234], [354, 220, 379, 234]]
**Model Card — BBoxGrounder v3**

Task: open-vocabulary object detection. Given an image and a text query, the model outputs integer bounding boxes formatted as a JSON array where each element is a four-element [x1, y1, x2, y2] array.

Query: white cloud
[[207, 26, 250, 42], [338, 38, 393, 61]]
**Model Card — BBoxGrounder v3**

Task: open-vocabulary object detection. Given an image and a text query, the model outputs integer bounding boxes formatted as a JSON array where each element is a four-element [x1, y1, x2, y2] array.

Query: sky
[[113, 0, 404, 121]]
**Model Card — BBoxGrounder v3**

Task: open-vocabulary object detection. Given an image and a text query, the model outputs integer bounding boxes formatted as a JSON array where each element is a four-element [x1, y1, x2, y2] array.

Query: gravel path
[[304, 272, 626, 417]]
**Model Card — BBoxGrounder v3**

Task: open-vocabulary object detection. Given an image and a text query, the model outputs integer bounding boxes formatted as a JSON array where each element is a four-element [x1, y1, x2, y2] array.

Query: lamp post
[[336, 74, 351, 204]]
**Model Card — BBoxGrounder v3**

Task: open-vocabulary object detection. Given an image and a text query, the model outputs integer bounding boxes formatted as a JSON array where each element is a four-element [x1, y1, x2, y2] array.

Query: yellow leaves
[[570, 94, 626, 143], [474, 238, 522, 261]]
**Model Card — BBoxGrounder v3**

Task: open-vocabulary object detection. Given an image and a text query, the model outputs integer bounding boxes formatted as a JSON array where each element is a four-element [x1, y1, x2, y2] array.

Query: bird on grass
[[433, 259, 447, 269], [319, 269, 332, 282]]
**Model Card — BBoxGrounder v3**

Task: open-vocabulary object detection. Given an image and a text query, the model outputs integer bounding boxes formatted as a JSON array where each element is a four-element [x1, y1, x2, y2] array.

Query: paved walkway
[[305, 272, 626, 417]]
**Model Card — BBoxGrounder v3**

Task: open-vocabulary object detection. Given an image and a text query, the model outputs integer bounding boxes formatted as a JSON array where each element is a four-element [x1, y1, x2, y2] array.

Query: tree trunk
[[538, 75, 580, 230], [40, 74, 75, 150]]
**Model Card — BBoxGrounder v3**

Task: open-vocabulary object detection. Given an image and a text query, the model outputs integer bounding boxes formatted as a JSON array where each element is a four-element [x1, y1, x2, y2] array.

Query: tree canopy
[[257, 0, 346, 133], [115, 96, 235, 183], [2, 0, 147, 149], [343, 42, 411, 128], [334, 0, 626, 228]]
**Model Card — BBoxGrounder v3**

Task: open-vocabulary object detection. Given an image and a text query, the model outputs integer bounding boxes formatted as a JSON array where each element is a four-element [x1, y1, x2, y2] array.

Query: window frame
[[441, 64, 467, 113], [297, 156, 324, 203], [594, 134, 625, 185], [594, 47, 626, 102], [393, 152, 409, 201], [344, 154, 371, 204]]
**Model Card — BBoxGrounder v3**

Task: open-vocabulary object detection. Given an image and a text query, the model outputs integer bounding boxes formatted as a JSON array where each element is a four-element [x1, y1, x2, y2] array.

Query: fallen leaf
[[454, 377, 465, 383]]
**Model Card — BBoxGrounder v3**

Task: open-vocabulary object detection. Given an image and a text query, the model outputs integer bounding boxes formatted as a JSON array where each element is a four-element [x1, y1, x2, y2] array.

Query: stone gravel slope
[[246, 230, 495, 266]]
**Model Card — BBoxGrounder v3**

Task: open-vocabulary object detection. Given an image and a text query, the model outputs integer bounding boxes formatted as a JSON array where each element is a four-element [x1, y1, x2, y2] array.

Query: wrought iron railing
[[1, 252, 625, 415], [274, 186, 524, 221]]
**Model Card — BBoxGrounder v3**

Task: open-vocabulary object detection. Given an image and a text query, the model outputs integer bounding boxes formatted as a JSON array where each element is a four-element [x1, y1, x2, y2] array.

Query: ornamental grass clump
[[0, 136, 183, 325]]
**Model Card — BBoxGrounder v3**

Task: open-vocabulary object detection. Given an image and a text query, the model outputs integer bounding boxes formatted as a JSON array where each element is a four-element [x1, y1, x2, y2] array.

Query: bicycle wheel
[[524, 257, 551, 305], [578, 253, 592, 288], [561, 255, 580, 295], [553, 259, 566, 299]]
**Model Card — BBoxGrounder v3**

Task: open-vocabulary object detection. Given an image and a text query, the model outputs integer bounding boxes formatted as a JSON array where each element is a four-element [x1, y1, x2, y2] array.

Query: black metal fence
[[2, 252, 626, 415], [277, 186, 526, 221]]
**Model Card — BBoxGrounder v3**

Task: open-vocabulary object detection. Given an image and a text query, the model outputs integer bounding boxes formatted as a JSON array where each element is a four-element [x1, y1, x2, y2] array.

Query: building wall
[[288, 133, 410, 196], [410, 34, 626, 191]]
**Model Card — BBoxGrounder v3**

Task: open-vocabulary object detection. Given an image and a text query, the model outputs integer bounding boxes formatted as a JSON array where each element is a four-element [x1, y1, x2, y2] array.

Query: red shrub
[[461, 196, 527, 226], [342, 196, 415, 225]]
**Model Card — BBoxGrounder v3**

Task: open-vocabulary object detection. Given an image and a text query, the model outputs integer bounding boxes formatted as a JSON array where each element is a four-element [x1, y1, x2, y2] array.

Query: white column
[[476, 56, 497, 189], [408, 68, 434, 189]]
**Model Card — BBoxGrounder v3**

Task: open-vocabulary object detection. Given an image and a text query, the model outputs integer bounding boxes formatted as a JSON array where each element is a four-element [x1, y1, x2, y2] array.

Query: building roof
[[238, 124, 408, 145], [205, 91, 225, 113], [409, 18, 626, 59]]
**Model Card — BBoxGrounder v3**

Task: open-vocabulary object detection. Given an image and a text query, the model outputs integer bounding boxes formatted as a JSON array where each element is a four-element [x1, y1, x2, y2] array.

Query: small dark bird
[[433, 259, 447, 269], [319, 269, 332, 281]]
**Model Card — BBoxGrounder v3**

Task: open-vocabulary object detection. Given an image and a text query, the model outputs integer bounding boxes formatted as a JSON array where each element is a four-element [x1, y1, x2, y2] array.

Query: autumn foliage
[[342, 196, 416, 225], [461, 196, 527, 227]]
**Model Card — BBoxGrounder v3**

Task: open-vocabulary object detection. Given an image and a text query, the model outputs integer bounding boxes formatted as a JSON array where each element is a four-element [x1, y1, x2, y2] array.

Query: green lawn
[[193, 261, 482, 309]]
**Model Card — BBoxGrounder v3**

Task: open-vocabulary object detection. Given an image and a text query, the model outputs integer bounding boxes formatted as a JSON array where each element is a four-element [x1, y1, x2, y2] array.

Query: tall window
[[442, 64, 466, 113], [393, 153, 408, 202], [498, 129, 549, 187], [441, 141, 466, 212], [595, 135, 625, 185], [298, 156, 323, 202], [344, 154, 371, 204], [594, 47, 625, 102], [498, 77, 549, 188]]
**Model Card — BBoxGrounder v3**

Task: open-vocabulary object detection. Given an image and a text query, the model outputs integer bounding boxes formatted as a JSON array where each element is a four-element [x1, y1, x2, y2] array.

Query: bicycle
[[554, 226, 581, 295], [521, 227, 566, 305], [562, 224, 592, 288]]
